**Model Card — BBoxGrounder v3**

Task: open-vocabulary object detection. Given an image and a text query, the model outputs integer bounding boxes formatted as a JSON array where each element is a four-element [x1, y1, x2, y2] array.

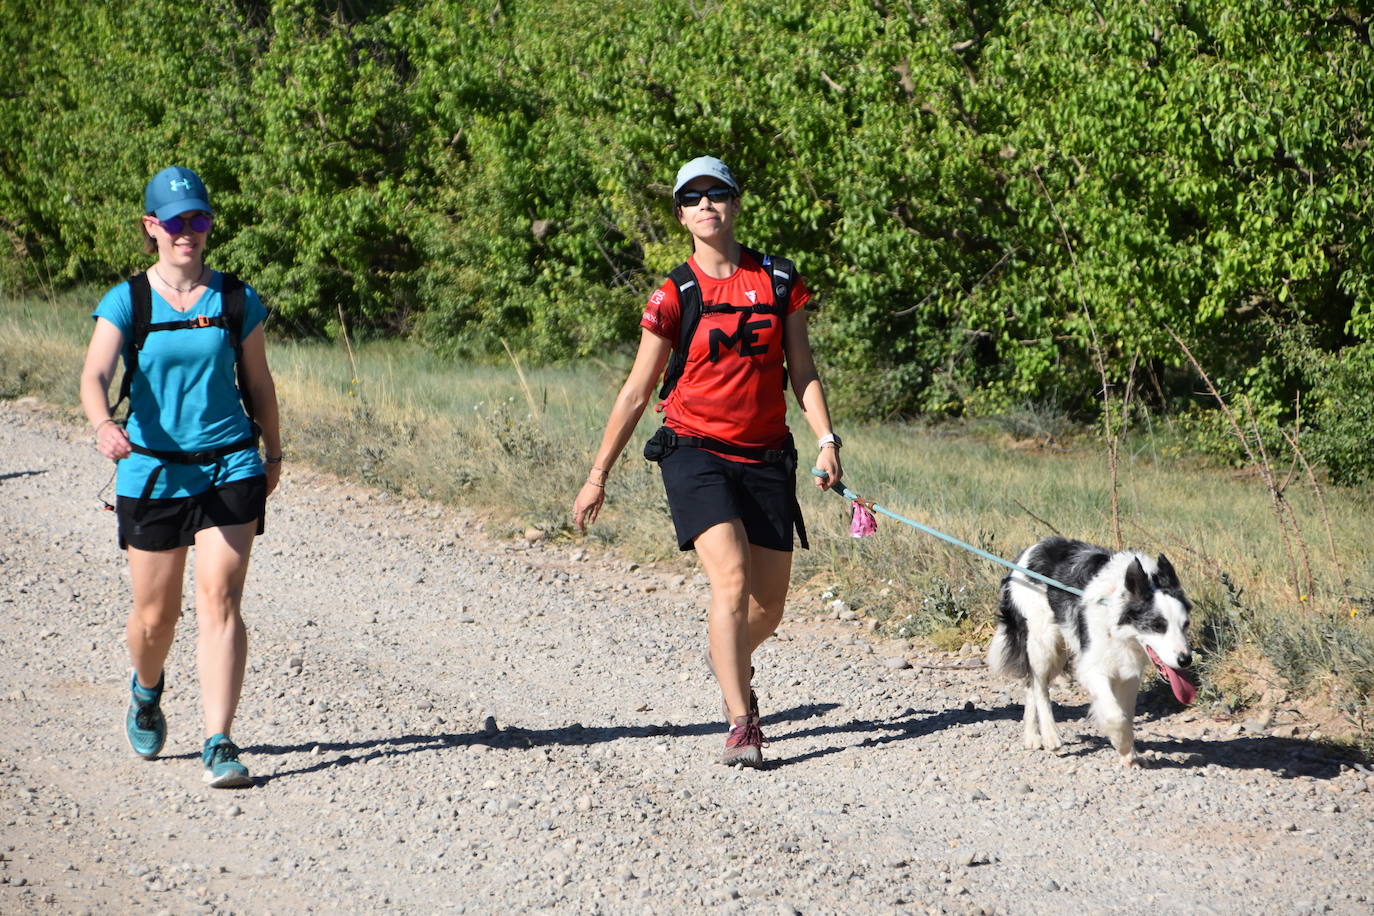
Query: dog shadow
[[1045, 683, 1359, 780], [245, 702, 845, 784], [1058, 733, 1355, 779]]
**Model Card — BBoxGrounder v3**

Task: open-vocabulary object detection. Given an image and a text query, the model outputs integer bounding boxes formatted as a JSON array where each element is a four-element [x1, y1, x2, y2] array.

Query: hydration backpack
[[657, 246, 796, 401], [114, 271, 254, 421]]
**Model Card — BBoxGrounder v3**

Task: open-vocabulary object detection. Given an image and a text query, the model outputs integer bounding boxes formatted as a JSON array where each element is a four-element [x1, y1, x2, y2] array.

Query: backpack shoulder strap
[[658, 262, 704, 401], [128, 272, 154, 349], [114, 273, 153, 416], [743, 246, 795, 312], [742, 247, 796, 389], [219, 273, 255, 421], [220, 273, 246, 351]]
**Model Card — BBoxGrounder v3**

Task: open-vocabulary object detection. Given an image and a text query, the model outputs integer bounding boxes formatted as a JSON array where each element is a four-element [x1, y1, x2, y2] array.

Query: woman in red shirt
[[573, 157, 843, 767]]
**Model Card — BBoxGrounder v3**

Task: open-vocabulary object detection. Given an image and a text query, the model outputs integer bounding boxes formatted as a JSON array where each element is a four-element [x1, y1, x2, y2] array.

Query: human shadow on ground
[[247, 702, 845, 784], [767, 702, 1029, 769], [0, 469, 48, 483]]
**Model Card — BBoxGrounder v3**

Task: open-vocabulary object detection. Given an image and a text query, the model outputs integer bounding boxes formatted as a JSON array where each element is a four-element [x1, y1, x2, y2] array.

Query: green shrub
[[1305, 342, 1374, 487], [2, 0, 1370, 484]]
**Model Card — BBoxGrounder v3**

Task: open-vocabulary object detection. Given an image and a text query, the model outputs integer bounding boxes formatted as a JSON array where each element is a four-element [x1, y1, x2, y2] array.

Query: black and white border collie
[[987, 537, 1195, 765]]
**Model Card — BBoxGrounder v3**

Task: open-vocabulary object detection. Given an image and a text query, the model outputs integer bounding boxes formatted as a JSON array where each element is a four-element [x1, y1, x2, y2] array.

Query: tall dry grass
[[3, 287, 1371, 749]]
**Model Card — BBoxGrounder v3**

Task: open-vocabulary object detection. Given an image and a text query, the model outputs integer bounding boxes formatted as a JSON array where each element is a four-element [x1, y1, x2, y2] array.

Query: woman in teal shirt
[[80, 166, 282, 788]]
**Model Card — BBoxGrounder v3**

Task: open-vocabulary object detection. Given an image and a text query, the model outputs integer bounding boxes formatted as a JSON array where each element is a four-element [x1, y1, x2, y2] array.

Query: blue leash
[[811, 469, 1085, 598]]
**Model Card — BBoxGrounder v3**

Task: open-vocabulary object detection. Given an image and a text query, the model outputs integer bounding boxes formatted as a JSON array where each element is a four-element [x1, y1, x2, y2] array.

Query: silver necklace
[[152, 264, 206, 294]]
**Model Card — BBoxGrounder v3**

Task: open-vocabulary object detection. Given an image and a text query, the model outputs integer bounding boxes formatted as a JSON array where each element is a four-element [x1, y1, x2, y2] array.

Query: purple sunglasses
[[153, 213, 212, 235]]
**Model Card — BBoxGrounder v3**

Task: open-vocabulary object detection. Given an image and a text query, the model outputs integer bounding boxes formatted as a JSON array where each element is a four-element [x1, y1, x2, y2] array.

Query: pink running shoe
[[721, 713, 766, 768]]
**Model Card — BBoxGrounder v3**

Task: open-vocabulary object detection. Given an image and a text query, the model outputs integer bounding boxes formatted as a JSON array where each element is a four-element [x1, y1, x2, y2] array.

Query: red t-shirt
[[641, 251, 811, 452]]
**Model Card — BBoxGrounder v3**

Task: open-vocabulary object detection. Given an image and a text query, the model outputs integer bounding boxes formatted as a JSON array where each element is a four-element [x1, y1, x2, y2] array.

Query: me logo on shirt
[[708, 311, 771, 362]]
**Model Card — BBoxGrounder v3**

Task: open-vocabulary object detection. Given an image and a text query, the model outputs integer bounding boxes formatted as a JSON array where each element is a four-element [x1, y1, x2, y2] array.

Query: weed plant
[[3, 288, 1371, 752]]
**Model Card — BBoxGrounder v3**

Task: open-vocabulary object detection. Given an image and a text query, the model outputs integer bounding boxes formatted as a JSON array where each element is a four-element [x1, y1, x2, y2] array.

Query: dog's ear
[[1125, 557, 1151, 598], [1154, 553, 1179, 588]]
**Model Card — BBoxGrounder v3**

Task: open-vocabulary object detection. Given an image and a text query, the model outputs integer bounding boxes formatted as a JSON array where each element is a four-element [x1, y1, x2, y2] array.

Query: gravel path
[[2, 398, 1371, 915]]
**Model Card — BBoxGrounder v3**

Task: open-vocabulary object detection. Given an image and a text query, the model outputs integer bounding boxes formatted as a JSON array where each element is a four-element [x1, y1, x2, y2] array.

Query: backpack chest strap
[[141, 314, 230, 339]]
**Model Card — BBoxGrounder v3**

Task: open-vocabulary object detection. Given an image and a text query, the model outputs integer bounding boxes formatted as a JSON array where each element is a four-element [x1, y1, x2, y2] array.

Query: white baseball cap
[[672, 156, 740, 197]]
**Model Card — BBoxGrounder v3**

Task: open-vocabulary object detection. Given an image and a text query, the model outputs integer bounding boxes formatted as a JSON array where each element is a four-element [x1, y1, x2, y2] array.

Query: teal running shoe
[[202, 734, 252, 788], [125, 672, 166, 759]]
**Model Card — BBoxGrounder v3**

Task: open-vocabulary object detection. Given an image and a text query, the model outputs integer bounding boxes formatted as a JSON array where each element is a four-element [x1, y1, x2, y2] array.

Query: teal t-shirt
[[93, 271, 268, 499]]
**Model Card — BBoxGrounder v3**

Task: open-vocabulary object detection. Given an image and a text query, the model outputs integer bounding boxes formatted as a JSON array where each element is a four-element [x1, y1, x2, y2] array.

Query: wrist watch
[[818, 433, 843, 448]]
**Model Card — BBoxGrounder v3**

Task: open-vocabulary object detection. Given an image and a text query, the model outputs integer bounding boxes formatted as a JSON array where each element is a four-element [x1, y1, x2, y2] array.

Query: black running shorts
[[659, 446, 798, 552], [115, 476, 267, 551]]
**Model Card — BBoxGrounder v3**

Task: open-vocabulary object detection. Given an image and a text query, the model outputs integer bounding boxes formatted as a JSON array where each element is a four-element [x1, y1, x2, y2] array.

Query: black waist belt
[[127, 432, 260, 466], [668, 433, 796, 466], [128, 429, 260, 517]]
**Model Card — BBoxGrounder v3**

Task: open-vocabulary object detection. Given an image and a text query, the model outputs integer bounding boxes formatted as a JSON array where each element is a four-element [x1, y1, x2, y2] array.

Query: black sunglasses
[[153, 213, 212, 235], [675, 186, 736, 207]]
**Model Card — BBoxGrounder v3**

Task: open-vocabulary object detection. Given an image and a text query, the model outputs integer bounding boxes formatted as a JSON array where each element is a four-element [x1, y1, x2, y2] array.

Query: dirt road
[[2, 399, 1370, 914]]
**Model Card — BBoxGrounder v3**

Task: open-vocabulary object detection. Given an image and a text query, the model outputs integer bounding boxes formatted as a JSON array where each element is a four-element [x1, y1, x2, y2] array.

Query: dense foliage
[[2, 0, 1370, 478]]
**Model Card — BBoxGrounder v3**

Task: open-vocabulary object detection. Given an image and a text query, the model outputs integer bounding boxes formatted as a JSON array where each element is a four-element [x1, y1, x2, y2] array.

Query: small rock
[[882, 656, 911, 671], [523, 527, 546, 543], [575, 796, 593, 813], [1043, 878, 1060, 891]]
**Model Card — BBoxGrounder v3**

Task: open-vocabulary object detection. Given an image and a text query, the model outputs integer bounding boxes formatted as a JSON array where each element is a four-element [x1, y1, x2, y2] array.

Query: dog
[[987, 536, 1195, 765]]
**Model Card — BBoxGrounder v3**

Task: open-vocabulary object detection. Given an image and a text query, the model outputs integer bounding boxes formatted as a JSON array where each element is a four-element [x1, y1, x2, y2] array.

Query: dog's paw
[[1023, 736, 1042, 750], [1041, 734, 1063, 751], [1118, 751, 1141, 767]]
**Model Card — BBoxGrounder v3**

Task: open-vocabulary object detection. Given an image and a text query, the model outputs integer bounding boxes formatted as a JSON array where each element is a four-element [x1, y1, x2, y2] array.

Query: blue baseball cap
[[143, 166, 213, 220], [673, 156, 740, 197]]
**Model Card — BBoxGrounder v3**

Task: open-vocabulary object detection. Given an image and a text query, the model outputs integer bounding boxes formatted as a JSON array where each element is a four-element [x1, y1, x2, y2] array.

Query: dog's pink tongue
[[1146, 646, 1197, 705]]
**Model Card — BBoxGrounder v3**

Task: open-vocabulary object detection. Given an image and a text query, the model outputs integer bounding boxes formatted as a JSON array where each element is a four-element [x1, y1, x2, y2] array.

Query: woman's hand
[[95, 419, 131, 461], [572, 480, 606, 532], [814, 445, 842, 490]]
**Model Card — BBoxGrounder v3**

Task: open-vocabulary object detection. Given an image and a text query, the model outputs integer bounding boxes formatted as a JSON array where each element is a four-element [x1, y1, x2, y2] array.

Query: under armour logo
[[169, 178, 192, 192], [745, 290, 757, 304]]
